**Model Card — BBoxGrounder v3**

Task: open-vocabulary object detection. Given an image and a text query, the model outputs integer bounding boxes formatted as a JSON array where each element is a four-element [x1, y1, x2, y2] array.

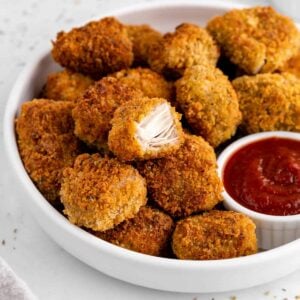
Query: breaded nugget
[[172, 210, 257, 260], [126, 25, 162, 66], [94, 206, 174, 256], [207, 6, 300, 74], [72, 77, 143, 150], [111, 68, 173, 100], [280, 50, 300, 78], [52, 17, 133, 78], [176, 64, 242, 148], [232, 73, 300, 133], [60, 154, 147, 231], [108, 97, 184, 161], [42, 69, 94, 102], [16, 99, 82, 203], [137, 134, 222, 218], [148, 23, 219, 78]]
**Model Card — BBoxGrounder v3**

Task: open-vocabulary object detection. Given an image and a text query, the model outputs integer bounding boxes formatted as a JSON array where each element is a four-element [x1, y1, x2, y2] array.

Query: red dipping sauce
[[223, 137, 300, 216]]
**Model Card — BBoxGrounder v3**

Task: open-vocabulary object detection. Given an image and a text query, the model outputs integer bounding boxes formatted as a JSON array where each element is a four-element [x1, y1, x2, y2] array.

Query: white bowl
[[3, 1, 300, 294], [217, 131, 300, 250]]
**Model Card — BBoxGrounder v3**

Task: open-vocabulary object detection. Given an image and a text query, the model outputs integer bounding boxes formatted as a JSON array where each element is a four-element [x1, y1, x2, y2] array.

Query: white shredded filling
[[135, 103, 179, 151]]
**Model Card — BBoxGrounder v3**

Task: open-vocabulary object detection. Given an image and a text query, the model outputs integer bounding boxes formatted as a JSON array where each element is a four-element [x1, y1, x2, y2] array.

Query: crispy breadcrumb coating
[[232, 73, 300, 133], [138, 134, 222, 218], [126, 25, 162, 66], [72, 76, 143, 150], [111, 68, 173, 100], [176, 64, 242, 148], [94, 206, 174, 256], [148, 23, 219, 78], [108, 97, 184, 161], [280, 50, 300, 78], [207, 6, 300, 74], [60, 154, 147, 231], [42, 69, 94, 102], [52, 17, 133, 78], [172, 210, 257, 260], [16, 99, 82, 203]]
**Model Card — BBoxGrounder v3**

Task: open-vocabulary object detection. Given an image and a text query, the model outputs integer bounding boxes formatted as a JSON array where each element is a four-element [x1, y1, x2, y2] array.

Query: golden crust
[[72, 76, 143, 149], [232, 73, 300, 133], [148, 23, 220, 78], [207, 6, 300, 74], [16, 99, 82, 203], [108, 97, 184, 161], [42, 69, 94, 102], [52, 17, 133, 78], [126, 25, 162, 66], [111, 67, 173, 100], [137, 134, 222, 218], [172, 210, 257, 260], [60, 154, 147, 231], [280, 50, 300, 78], [176, 64, 242, 147], [95, 206, 174, 256]]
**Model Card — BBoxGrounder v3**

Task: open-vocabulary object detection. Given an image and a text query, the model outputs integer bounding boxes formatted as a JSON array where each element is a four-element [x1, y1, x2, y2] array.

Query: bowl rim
[[217, 131, 300, 223], [3, 0, 300, 271]]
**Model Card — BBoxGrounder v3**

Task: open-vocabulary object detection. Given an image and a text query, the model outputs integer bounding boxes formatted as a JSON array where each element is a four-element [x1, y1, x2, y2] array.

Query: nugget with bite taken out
[[108, 97, 184, 161]]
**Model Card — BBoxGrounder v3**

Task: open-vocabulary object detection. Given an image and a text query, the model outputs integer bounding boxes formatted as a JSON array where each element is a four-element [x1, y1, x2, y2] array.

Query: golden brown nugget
[[176, 64, 242, 148], [207, 6, 300, 74], [16, 99, 82, 203], [232, 73, 300, 133], [126, 24, 162, 66], [138, 134, 222, 218], [280, 50, 300, 78], [72, 77, 143, 150], [148, 23, 219, 78], [108, 97, 184, 161], [60, 154, 147, 231], [172, 211, 257, 260], [52, 17, 133, 78], [111, 68, 173, 100], [42, 69, 94, 102], [95, 207, 174, 256]]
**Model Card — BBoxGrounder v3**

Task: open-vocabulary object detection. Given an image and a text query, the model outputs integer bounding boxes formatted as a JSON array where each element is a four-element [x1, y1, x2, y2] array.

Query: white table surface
[[1, 0, 300, 299]]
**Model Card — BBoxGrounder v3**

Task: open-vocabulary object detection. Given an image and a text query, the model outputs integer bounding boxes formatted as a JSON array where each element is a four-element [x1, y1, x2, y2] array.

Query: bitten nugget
[[232, 73, 300, 133], [126, 25, 162, 66], [207, 6, 300, 74], [148, 23, 219, 78], [108, 97, 184, 161], [111, 68, 173, 100], [42, 69, 94, 102], [280, 51, 300, 78], [95, 206, 174, 256], [52, 17, 133, 78], [138, 134, 222, 218], [72, 77, 143, 150], [16, 99, 82, 203], [176, 64, 242, 148], [60, 154, 147, 231], [172, 211, 257, 260]]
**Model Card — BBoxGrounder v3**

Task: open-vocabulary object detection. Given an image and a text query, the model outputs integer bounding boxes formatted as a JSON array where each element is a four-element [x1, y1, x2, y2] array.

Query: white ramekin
[[218, 131, 300, 250]]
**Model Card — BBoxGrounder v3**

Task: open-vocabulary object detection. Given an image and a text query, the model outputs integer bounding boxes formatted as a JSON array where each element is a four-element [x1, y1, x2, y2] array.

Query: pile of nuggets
[[16, 6, 300, 260]]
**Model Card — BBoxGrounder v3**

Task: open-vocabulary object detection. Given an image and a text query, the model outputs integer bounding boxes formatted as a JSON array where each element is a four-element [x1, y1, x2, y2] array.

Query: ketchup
[[223, 137, 300, 216]]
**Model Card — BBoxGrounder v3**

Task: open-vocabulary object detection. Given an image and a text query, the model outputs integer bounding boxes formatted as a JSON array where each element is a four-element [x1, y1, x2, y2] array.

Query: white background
[[0, 0, 300, 299]]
